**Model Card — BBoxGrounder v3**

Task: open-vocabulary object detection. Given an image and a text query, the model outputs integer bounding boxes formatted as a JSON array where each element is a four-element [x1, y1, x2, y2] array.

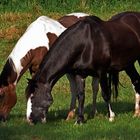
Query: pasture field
[[0, 0, 140, 140]]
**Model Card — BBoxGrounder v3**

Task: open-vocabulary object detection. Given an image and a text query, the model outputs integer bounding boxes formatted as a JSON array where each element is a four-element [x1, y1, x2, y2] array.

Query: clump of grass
[[0, 0, 139, 17]]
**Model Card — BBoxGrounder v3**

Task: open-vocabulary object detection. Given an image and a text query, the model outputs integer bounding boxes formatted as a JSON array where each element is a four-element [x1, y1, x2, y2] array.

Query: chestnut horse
[[0, 13, 91, 121], [26, 11, 140, 124]]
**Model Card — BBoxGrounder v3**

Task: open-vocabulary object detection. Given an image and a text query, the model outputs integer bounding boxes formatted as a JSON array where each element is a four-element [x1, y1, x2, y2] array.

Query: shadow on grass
[[0, 100, 134, 124], [0, 101, 139, 140], [44, 100, 134, 122], [85, 101, 134, 118]]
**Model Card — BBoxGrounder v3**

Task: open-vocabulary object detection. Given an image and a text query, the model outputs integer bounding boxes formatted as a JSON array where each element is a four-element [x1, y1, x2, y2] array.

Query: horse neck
[[34, 52, 67, 88], [34, 22, 87, 88]]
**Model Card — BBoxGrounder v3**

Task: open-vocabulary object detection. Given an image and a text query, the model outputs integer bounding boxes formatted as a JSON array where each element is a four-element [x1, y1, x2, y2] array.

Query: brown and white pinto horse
[[26, 11, 140, 124], [0, 13, 90, 121]]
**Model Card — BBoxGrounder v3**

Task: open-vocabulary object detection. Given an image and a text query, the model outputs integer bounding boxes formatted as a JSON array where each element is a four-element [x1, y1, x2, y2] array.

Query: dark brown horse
[[0, 13, 91, 121], [26, 11, 140, 124]]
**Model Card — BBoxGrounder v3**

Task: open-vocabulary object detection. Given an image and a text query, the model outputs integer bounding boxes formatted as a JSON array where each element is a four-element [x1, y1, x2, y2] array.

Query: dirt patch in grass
[[0, 12, 64, 41], [0, 12, 33, 23], [0, 26, 25, 40], [0, 12, 33, 41]]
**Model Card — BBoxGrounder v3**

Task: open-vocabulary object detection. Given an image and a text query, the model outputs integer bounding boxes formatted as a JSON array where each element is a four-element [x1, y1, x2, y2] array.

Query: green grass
[[1, 73, 140, 140], [0, 1, 140, 140]]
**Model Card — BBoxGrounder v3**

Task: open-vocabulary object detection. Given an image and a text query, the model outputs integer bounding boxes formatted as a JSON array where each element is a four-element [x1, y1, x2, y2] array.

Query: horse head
[[0, 58, 18, 121], [26, 79, 53, 124], [0, 84, 17, 121]]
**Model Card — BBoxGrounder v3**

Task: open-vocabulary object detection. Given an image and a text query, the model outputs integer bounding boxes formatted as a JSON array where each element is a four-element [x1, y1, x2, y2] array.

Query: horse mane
[[0, 58, 17, 86], [25, 79, 37, 99], [80, 16, 103, 27]]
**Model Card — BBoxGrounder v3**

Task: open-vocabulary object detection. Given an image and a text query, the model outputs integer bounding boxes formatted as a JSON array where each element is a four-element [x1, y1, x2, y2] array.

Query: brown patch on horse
[[58, 15, 87, 28], [47, 32, 58, 46], [0, 84, 17, 120], [20, 47, 48, 77]]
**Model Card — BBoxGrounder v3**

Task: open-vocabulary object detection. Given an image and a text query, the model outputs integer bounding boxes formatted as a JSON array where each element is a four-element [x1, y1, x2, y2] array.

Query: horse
[[0, 12, 91, 121], [25, 11, 140, 124]]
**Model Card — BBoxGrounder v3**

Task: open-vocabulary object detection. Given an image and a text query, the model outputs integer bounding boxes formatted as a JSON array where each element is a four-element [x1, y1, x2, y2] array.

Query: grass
[[1, 73, 140, 140], [0, 1, 140, 140]]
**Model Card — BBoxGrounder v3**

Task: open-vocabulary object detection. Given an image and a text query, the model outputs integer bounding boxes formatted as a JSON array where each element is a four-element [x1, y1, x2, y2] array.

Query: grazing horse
[[0, 13, 90, 121], [26, 11, 140, 124]]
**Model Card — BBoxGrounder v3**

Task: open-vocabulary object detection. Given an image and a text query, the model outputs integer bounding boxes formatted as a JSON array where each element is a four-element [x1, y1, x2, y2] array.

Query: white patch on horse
[[67, 12, 89, 18], [135, 93, 140, 111], [108, 104, 115, 122], [132, 84, 140, 113], [26, 94, 33, 122], [8, 16, 66, 82]]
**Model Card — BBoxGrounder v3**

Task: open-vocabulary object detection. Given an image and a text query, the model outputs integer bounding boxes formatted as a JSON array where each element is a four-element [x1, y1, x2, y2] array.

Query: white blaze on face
[[26, 94, 33, 122]]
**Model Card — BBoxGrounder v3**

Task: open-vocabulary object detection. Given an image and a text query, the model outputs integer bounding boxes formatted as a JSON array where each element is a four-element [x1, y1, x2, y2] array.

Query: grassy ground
[[0, 1, 140, 140]]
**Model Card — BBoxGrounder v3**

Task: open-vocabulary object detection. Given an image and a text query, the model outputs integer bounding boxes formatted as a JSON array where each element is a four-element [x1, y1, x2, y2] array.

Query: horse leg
[[91, 77, 99, 117], [66, 74, 77, 120], [99, 72, 115, 122], [125, 64, 140, 117], [75, 75, 85, 124]]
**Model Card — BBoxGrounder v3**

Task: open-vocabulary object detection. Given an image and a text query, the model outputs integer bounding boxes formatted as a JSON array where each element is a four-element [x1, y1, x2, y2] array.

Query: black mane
[[25, 79, 37, 99], [0, 58, 17, 86]]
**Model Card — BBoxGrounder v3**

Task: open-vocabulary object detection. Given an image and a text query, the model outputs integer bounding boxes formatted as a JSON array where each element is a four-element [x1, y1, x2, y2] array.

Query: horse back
[[68, 16, 111, 73], [110, 12, 140, 37], [107, 12, 140, 70]]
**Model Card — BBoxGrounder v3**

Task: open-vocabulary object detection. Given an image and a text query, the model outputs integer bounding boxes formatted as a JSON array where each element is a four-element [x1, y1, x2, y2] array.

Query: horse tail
[[109, 71, 119, 102]]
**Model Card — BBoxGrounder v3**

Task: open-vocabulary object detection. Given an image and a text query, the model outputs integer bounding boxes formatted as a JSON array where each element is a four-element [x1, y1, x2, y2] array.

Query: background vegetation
[[0, 0, 140, 140]]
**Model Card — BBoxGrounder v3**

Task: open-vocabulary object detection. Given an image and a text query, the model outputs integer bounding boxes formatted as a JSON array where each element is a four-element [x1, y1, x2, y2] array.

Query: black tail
[[109, 71, 119, 102]]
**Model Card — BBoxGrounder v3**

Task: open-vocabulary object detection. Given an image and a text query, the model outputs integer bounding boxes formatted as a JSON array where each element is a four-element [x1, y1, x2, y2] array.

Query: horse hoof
[[74, 117, 85, 125], [109, 117, 115, 122], [66, 110, 75, 121], [133, 112, 140, 117], [109, 111, 115, 122], [74, 120, 83, 125], [133, 109, 140, 117]]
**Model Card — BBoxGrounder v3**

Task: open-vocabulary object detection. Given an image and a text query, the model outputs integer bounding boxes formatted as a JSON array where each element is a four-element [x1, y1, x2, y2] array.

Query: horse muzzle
[[27, 114, 46, 125]]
